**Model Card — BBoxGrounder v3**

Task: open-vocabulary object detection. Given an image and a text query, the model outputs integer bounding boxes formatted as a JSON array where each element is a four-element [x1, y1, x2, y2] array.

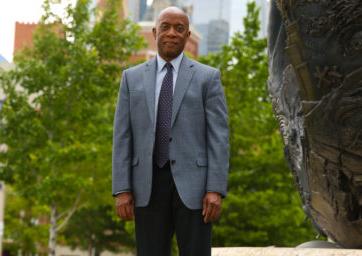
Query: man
[[112, 6, 229, 256]]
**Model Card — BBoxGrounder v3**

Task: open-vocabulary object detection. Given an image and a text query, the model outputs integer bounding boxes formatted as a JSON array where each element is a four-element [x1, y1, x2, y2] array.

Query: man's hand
[[202, 192, 222, 223], [115, 192, 134, 221]]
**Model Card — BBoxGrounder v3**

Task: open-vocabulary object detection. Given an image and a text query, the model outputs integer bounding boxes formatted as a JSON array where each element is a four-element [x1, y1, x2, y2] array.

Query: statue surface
[[268, 0, 362, 248]]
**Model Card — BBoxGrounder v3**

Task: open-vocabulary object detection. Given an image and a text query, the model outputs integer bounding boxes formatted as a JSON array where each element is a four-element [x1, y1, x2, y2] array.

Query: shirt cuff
[[113, 189, 131, 197]]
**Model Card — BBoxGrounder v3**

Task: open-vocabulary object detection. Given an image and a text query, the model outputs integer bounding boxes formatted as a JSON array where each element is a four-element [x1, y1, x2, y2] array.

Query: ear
[[152, 27, 157, 40], [187, 30, 191, 38]]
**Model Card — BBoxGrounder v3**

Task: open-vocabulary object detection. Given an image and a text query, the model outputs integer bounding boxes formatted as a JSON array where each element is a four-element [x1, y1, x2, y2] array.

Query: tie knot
[[165, 62, 173, 72]]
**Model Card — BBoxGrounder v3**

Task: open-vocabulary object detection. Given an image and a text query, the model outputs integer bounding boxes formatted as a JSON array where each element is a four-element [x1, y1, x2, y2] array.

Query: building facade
[[0, 54, 11, 111], [206, 19, 229, 53], [126, 0, 141, 22], [255, 0, 270, 38], [188, 0, 231, 55], [13, 0, 199, 62], [13, 22, 38, 56]]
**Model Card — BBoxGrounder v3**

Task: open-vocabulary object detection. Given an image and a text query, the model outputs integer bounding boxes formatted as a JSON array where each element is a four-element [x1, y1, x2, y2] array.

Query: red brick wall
[[13, 22, 38, 55]]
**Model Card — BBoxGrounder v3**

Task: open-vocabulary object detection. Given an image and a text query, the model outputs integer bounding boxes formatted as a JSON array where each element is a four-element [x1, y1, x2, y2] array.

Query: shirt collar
[[156, 52, 184, 73]]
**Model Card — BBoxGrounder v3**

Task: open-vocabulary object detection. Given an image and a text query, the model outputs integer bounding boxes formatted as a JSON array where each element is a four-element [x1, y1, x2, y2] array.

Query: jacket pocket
[[196, 157, 208, 167], [131, 157, 139, 167]]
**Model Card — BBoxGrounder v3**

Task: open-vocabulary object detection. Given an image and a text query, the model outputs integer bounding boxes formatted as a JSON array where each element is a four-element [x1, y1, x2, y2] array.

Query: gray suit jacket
[[112, 55, 229, 209]]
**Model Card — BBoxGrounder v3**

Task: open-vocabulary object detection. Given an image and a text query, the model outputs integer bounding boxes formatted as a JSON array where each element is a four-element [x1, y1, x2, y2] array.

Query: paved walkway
[[212, 247, 362, 256]]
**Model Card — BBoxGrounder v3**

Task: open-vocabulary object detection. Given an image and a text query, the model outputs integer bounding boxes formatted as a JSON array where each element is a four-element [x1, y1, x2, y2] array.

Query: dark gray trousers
[[134, 161, 212, 256]]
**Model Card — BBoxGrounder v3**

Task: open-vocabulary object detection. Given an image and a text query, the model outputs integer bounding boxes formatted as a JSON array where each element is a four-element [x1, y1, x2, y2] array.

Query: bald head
[[156, 6, 190, 27], [152, 6, 191, 62]]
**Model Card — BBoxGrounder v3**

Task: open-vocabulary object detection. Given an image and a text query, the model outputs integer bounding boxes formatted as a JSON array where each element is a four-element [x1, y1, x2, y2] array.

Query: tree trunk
[[48, 205, 57, 256], [87, 237, 98, 256], [88, 241, 92, 256]]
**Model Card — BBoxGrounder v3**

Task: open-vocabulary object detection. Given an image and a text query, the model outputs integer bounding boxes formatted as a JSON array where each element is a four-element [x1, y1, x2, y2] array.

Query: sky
[[0, 0, 43, 61], [0, 0, 76, 62], [0, 0, 263, 62]]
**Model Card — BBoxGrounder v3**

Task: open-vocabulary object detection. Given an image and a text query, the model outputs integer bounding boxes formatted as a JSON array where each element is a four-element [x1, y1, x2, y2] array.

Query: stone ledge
[[212, 247, 362, 256]]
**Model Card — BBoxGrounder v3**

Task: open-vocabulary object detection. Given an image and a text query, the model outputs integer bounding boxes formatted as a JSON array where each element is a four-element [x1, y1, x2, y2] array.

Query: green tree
[[0, 0, 144, 254], [3, 186, 48, 255], [62, 205, 134, 256], [200, 2, 316, 246]]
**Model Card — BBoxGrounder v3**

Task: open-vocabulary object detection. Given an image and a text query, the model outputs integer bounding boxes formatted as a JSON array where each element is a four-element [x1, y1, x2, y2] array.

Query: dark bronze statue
[[268, 0, 362, 248]]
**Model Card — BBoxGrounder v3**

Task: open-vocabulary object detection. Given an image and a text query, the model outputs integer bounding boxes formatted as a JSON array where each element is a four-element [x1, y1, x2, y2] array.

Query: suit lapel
[[143, 57, 157, 127], [171, 56, 195, 127]]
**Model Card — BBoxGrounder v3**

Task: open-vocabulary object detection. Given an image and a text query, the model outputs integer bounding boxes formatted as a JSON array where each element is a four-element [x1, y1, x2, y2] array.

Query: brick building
[[13, 0, 200, 61], [13, 22, 38, 56]]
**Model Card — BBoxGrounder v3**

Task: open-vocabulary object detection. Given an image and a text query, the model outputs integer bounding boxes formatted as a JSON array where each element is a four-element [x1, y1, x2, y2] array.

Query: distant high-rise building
[[207, 19, 229, 53], [190, 0, 231, 55], [194, 24, 208, 55], [0, 55, 8, 65], [139, 0, 147, 20], [0, 54, 9, 110], [191, 0, 230, 24], [142, 0, 192, 21], [127, 0, 141, 22], [255, 0, 270, 38], [195, 19, 229, 56]]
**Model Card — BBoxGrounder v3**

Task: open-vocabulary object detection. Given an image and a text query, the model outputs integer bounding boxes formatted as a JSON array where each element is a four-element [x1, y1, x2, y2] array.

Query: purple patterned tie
[[155, 62, 173, 168]]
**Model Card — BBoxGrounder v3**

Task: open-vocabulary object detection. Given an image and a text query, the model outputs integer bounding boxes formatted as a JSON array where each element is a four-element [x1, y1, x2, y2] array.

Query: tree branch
[[56, 193, 81, 232]]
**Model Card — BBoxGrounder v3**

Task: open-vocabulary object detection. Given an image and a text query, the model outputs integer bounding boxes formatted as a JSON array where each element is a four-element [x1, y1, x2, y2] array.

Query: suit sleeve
[[112, 70, 133, 196], [205, 69, 230, 197]]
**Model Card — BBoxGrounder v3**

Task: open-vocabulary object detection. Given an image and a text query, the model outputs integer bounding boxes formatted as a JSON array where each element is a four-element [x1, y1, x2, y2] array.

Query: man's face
[[153, 11, 191, 61]]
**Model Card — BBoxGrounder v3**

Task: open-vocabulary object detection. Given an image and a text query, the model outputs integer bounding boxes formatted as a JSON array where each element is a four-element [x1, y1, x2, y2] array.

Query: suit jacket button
[[171, 160, 176, 165], [169, 137, 172, 142]]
